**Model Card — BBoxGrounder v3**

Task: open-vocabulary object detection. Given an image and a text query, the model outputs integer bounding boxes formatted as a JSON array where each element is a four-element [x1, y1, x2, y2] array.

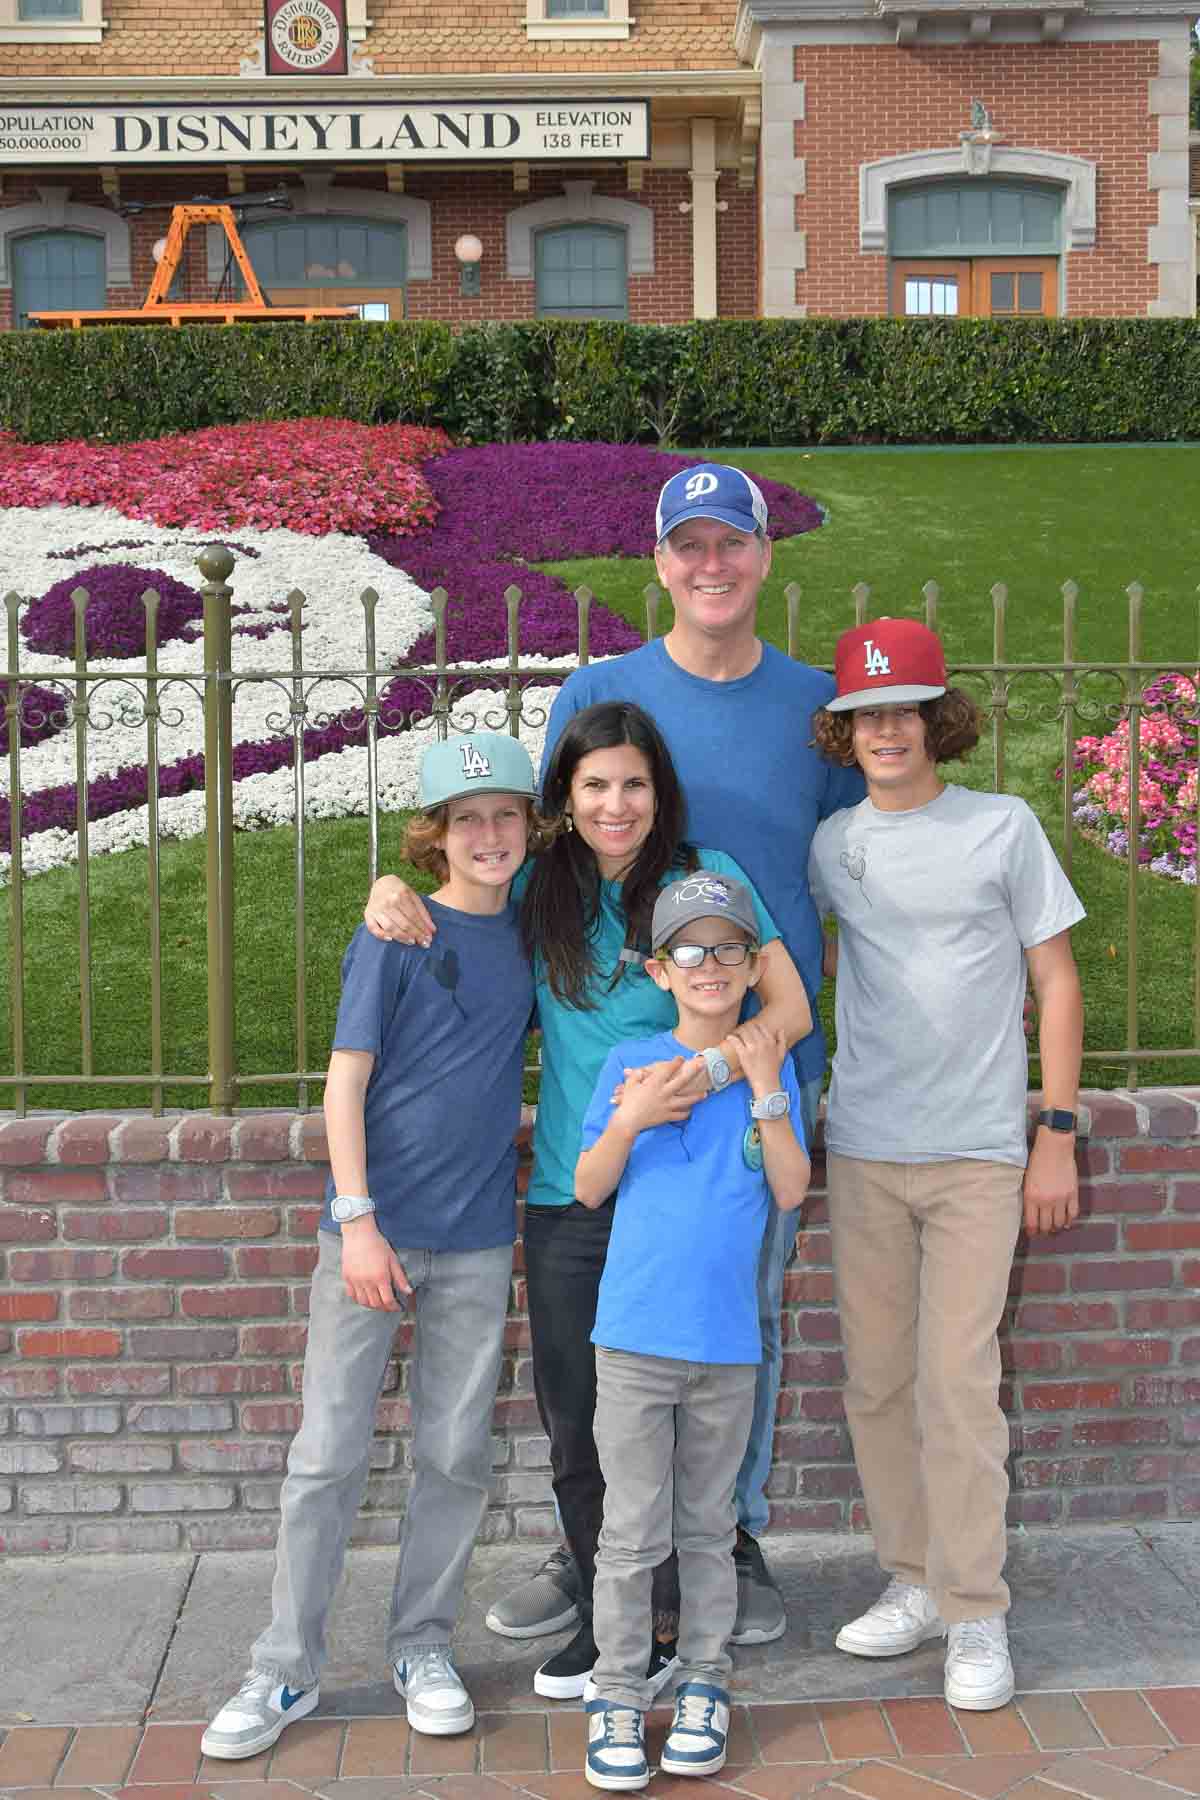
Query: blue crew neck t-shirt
[[321, 897, 532, 1253], [515, 848, 779, 1210], [542, 639, 865, 1088], [582, 1032, 807, 1364]]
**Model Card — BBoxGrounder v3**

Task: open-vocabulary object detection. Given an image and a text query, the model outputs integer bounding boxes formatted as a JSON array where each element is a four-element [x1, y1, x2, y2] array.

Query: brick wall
[[794, 41, 1158, 318], [0, 1091, 1197, 1555]]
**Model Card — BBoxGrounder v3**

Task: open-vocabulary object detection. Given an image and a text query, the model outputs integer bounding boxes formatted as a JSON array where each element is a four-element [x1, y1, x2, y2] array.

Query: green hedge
[[3, 315, 1199, 446]]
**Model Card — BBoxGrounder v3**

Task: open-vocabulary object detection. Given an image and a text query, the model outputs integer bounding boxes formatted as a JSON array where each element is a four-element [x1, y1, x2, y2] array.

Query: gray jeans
[[591, 1345, 758, 1710], [251, 1229, 512, 1685]]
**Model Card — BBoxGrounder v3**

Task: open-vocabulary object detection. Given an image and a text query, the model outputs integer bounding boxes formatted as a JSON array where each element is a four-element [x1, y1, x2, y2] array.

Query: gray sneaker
[[393, 1648, 475, 1736], [485, 1545, 581, 1639], [201, 1670, 319, 1760], [729, 1529, 787, 1646]]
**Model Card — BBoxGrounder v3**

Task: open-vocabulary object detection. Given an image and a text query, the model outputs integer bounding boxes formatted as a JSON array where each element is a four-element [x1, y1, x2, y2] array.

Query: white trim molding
[[859, 145, 1097, 251], [0, 185, 130, 287], [505, 180, 653, 277], [205, 175, 431, 284], [0, 0, 105, 43], [525, 0, 632, 39]]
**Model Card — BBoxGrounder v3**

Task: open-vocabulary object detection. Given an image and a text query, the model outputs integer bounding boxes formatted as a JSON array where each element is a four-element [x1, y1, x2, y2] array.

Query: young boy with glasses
[[574, 874, 811, 1790]]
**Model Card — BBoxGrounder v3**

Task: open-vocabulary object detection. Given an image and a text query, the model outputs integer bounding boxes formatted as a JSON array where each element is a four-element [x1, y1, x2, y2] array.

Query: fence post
[[200, 545, 237, 1114]]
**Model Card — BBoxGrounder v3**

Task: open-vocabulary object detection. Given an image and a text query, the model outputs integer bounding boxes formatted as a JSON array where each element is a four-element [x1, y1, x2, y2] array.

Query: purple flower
[[22, 563, 204, 660]]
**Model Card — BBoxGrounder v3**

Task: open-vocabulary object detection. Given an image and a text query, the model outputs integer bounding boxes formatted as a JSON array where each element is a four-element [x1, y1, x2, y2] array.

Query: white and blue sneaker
[[585, 1699, 649, 1791], [393, 1648, 475, 1736], [659, 1681, 730, 1778], [201, 1670, 319, 1759]]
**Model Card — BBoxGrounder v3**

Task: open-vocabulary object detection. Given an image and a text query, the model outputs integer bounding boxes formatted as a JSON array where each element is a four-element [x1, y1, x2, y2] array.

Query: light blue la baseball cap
[[419, 731, 537, 810], [655, 463, 769, 544]]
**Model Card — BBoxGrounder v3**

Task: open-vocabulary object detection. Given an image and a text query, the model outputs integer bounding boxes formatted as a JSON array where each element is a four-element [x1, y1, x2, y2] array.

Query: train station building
[[0, 0, 1194, 327]]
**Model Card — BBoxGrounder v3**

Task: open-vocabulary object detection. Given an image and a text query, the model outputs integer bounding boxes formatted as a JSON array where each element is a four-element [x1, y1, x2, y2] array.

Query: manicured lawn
[[4, 444, 1199, 1109]]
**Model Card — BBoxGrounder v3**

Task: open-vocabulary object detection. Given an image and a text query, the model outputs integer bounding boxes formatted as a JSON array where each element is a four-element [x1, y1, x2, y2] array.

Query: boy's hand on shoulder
[[725, 1019, 787, 1096], [341, 1216, 413, 1310], [613, 1056, 700, 1133]]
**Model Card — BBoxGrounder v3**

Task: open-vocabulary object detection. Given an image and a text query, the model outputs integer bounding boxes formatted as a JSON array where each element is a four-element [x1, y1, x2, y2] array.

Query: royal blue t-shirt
[[321, 898, 532, 1253], [582, 1032, 807, 1364], [543, 640, 865, 1087]]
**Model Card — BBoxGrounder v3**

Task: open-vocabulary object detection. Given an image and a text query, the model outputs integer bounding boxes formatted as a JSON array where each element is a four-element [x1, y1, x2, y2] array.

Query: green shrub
[[3, 315, 1199, 446]]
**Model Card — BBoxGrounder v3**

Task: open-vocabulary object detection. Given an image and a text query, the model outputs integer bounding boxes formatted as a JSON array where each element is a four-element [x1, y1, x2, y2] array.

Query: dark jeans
[[522, 1198, 679, 1627]]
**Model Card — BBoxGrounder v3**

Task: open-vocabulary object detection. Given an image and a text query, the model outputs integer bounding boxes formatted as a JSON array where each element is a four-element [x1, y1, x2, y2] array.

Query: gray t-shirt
[[809, 784, 1086, 1167]]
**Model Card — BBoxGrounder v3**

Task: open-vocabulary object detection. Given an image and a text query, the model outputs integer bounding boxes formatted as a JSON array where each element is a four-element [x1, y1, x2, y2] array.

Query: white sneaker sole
[[534, 1666, 591, 1700], [835, 1618, 946, 1658], [200, 1687, 319, 1760], [485, 1599, 580, 1640], [583, 1655, 679, 1706], [945, 1671, 1016, 1711], [660, 1744, 727, 1778], [729, 1616, 787, 1647], [586, 1761, 650, 1790], [392, 1668, 475, 1735]]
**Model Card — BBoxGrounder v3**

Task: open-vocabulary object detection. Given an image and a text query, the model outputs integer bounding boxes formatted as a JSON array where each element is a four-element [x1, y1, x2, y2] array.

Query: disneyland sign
[[0, 101, 651, 165]]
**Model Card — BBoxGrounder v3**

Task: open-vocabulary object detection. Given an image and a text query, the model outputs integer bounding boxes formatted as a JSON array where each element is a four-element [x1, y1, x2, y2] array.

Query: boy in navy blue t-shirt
[[575, 874, 810, 1791], [202, 732, 540, 1762]]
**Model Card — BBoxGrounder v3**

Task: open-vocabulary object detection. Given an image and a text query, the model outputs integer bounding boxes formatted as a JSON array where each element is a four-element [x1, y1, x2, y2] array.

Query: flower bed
[[1, 430, 824, 882], [1070, 673, 1199, 884]]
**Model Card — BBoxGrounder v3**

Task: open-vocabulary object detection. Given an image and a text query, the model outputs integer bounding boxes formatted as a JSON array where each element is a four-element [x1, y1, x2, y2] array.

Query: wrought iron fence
[[2, 545, 1197, 1114]]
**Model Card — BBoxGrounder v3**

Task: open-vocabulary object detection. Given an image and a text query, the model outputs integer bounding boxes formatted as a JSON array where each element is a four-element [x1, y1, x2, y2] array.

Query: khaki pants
[[827, 1155, 1023, 1624]]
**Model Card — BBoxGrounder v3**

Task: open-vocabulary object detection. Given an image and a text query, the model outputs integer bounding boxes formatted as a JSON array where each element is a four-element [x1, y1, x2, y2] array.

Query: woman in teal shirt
[[366, 701, 810, 1700]]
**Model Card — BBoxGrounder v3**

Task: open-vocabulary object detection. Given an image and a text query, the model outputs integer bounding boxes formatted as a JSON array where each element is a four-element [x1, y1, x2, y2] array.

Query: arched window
[[888, 179, 1062, 318], [535, 224, 628, 320], [11, 230, 104, 326], [237, 215, 407, 316]]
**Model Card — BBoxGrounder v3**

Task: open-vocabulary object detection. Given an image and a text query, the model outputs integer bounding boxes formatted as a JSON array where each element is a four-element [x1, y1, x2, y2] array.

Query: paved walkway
[[1, 1527, 1197, 1800]]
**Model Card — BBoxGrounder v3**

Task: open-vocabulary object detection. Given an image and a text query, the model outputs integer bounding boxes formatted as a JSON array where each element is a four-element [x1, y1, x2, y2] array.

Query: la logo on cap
[[864, 640, 892, 677], [460, 743, 492, 780]]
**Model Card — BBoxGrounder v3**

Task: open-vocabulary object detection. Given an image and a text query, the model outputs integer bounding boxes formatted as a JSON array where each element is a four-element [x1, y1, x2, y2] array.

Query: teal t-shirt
[[516, 847, 780, 1210]]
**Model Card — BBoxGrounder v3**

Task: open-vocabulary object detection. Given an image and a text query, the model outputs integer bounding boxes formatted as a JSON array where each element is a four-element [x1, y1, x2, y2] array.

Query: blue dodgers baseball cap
[[419, 731, 537, 810], [655, 463, 769, 544]]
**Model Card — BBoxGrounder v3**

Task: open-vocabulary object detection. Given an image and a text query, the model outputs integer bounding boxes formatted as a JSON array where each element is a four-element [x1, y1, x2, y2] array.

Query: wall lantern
[[151, 237, 170, 263], [454, 232, 483, 298]]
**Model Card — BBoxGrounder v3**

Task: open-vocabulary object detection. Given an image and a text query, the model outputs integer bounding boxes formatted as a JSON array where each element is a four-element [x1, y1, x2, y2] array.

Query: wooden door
[[891, 261, 971, 318], [973, 259, 1058, 318]]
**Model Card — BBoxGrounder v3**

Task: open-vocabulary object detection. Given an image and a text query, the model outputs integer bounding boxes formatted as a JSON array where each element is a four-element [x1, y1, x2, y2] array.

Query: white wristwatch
[[749, 1091, 790, 1121], [702, 1046, 732, 1092], [331, 1193, 376, 1224]]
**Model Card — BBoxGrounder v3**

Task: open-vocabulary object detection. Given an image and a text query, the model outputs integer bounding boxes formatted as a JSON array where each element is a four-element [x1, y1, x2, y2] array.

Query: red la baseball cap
[[827, 618, 948, 713]]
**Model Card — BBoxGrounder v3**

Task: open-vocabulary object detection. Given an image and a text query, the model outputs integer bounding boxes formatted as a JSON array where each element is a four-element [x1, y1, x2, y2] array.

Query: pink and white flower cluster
[[1070, 673, 1199, 883]]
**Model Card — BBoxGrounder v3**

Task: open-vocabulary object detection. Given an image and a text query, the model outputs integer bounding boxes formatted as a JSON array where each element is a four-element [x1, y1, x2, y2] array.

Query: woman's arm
[[718, 939, 812, 1086], [575, 1058, 700, 1207], [324, 1050, 412, 1309], [363, 876, 436, 947]]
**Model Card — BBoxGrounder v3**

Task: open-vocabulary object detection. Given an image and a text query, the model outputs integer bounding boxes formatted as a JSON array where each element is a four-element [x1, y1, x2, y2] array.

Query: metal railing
[[1, 547, 1196, 1113]]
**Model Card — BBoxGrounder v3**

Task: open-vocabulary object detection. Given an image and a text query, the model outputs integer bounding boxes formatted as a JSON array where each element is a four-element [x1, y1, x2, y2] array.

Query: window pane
[[18, 0, 83, 17], [355, 302, 390, 321], [903, 276, 956, 316], [990, 272, 1015, 313], [546, 0, 605, 12], [1018, 272, 1043, 313]]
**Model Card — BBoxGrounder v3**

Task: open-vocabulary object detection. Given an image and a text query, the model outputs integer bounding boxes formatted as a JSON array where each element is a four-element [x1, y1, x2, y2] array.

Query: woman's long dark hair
[[522, 700, 697, 1008]]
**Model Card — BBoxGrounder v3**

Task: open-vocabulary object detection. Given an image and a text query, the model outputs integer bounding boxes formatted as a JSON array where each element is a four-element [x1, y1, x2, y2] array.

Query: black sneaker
[[730, 1528, 786, 1646], [584, 1636, 679, 1704], [534, 1621, 598, 1699]]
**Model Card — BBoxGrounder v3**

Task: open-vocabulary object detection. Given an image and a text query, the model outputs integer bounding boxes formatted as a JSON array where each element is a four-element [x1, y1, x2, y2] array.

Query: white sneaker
[[836, 1578, 946, 1658], [393, 1649, 475, 1736], [201, 1671, 319, 1759], [944, 1616, 1015, 1711]]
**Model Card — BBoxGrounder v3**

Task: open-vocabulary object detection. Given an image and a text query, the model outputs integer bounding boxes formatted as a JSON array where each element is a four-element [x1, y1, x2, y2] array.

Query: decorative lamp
[[454, 232, 483, 298]]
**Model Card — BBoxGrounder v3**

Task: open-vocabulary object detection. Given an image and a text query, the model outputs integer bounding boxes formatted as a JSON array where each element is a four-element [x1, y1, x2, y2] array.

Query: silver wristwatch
[[331, 1193, 376, 1224], [702, 1046, 732, 1092], [749, 1090, 790, 1121]]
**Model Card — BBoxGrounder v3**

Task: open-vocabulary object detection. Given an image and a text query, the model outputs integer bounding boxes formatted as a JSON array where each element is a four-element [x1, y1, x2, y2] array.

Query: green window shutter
[[240, 217, 408, 289], [11, 230, 104, 326], [535, 224, 628, 319], [889, 180, 1062, 256]]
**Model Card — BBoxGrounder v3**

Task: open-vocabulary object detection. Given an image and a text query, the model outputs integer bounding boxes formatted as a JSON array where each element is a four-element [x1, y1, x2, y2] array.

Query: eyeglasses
[[658, 941, 756, 969]]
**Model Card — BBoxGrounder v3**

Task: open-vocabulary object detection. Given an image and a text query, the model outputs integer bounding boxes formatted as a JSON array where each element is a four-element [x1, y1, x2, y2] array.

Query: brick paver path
[[1, 1688, 1198, 1800]]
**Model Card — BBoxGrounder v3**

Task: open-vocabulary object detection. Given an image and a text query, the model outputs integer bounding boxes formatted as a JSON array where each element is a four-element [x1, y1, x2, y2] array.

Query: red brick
[[236, 1245, 318, 1278], [1186, 1259, 1200, 1287], [289, 1204, 324, 1236], [1007, 1491, 1062, 1523], [234, 1114, 295, 1161], [375, 1398, 413, 1430], [64, 1210, 167, 1242], [1024, 1222, 1119, 1256], [1072, 1417, 1170, 1446], [242, 1400, 302, 1432], [175, 1207, 280, 1239], [0, 1119, 55, 1165], [175, 1115, 236, 1161], [1082, 1095, 1144, 1136], [181, 1285, 288, 1319], [1119, 1145, 1200, 1173], [109, 1167, 222, 1204], [0, 1292, 58, 1322], [1127, 1221, 1200, 1251], [69, 1288, 173, 1321], [1014, 1455, 1115, 1488], [9, 1249, 115, 1281], [1013, 1301, 1118, 1331], [178, 1363, 286, 1395], [1081, 1182, 1168, 1214], [1069, 1488, 1168, 1520], [224, 1166, 329, 1201], [800, 1387, 847, 1421], [68, 1365, 171, 1396], [1140, 1093, 1200, 1135], [128, 1327, 238, 1359], [18, 1328, 122, 1358], [783, 1269, 837, 1303], [1128, 1374, 1200, 1406], [241, 1323, 308, 1355], [782, 1348, 845, 1383], [1125, 1297, 1200, 1329], [1175, 1184, 1200, 1212], [1071, 1337, 1171, 1368], [800, 1464, 861, 1497], [300, 1113, 329, 1160], [0, 1206, 60, 1243], [123, 1247, 229, 1279], [1071, 1260, 1174, 1292], [1024, 1381, 1123, 1411], [6, 1170, 106, 1205], [0, 1366, 59, 1397], [53, 1115, 121, 1165], [113, 1118, 174, 1162], [768, 1500, 844, 1528]]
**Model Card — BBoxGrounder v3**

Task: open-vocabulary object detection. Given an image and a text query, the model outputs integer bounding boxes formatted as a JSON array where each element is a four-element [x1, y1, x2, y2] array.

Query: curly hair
[[812, 687, 982, 769], [404, 796, 550, 882]]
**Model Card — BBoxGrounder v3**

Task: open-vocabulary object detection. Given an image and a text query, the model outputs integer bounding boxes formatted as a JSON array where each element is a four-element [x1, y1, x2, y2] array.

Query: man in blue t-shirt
[[491, 463, 864, 1648]]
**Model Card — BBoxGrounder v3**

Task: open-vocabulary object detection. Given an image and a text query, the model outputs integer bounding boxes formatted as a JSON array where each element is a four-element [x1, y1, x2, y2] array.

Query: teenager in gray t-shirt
[[808, 619, 1085, 1721]]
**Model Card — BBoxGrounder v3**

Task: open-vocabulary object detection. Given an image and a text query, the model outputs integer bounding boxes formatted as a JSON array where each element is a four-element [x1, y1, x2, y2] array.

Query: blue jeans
[[734, 1074, 823, 1539]]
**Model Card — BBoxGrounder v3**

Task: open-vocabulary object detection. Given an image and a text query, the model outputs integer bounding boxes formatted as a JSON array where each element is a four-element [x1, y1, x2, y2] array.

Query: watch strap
[[1036, 1108, 1078, 1134], [750, 1090, 790, 1120]]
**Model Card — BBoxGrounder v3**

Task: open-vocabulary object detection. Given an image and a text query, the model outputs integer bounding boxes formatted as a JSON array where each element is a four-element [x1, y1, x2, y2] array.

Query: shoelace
[[601, 1708, 643, 1747], [674, 1691, 716, 1736], [233, 1671, 274, 1704], [876, 1578, 929, 1619], [948, 1619, 1004, 1659], [404, 1649, 457, 1688]]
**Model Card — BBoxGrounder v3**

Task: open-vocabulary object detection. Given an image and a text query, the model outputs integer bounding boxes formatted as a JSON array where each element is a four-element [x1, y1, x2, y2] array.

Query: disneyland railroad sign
[[265, 0, 348, 77], [0, 102, 651, 164]]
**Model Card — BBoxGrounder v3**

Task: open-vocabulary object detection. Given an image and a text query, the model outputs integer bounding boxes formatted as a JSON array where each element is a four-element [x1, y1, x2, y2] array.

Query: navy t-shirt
[[321, 898, 533, 1253], [543, 639, 866, 1087]]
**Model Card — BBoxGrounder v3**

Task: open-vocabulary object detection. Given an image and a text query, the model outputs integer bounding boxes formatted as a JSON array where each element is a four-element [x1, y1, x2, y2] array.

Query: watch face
[[710, 1055, 731, 1088]]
